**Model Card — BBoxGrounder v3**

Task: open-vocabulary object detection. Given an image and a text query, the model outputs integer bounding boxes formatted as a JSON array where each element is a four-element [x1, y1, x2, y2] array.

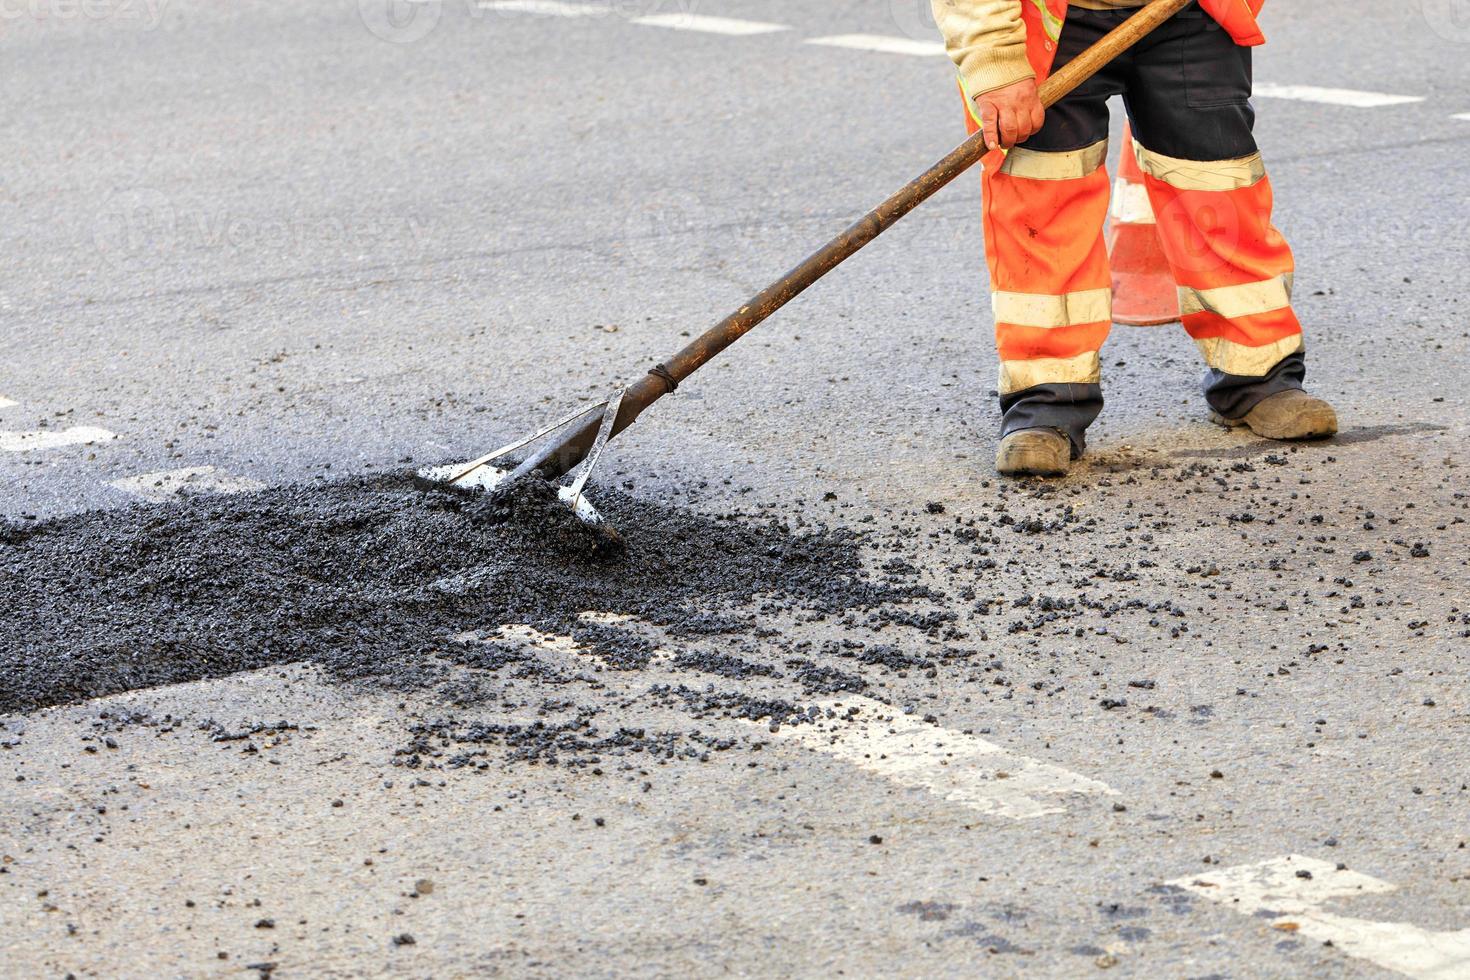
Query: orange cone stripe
[[1110, 177, 1155, 224], [1109, 125, 1179, 326]]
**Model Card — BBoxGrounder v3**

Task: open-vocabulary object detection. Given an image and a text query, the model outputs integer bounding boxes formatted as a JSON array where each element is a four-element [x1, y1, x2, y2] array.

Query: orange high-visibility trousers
[[964, 5, 1306, 454], [1131, 142, 1302, 380]]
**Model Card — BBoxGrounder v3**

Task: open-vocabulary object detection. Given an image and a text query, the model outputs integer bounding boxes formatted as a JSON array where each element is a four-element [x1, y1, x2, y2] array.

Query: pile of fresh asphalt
[[0, 472, 919, 716]]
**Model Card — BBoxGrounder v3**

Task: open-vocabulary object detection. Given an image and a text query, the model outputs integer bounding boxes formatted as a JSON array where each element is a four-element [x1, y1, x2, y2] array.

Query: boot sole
[[995, 453, 1070, 477]]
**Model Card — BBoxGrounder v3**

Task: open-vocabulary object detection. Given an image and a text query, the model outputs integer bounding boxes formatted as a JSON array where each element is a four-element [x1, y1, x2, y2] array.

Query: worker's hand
[[975, 78, 1045, 151]]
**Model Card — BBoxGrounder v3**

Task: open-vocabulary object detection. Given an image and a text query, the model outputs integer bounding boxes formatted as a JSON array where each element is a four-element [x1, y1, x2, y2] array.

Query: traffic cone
[[1108, 125, 1179, 326]]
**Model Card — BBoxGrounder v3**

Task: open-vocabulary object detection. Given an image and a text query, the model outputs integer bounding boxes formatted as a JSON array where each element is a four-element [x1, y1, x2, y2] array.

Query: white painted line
[[506, 622, 676, 665], [762, 696, 1115, 820], [1452, 112, 1470, 122], [448, 625, 570, 647], [1170, 855, 1470, 979], [478, 0, 609, 16], [1171, 855, 1395, 911], [496, 623, 584, 654], [0, 426, 116, 452], [577, 611, 637, 626], [805, 34, 945, 57], [629, 12, 789, 36], [454, 623, 676, 668], [0, 396, 16, 409], [109, 466, 265, 503], [1110, 178, 1155, 225], [1254, 83, 1424, 108]]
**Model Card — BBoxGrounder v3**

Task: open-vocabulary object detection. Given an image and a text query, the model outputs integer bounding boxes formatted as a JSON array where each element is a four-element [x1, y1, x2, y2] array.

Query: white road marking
[[0, 396, 16, 409], [763, 696, 1116, 820], [1110, 179, 1155, 225], [0, 426, 116, 452], [478, 0, 609, 16], [455, 623, 677, 668], [495, 623, 584, 654], [1452, 112, 1470, 122], [1170, 855, 1470, 979], [629, 13, 789, 36], [109, 466, 265, 503], [577, 611, 637, 626], [1253, 83, 1424, 108], [805, 34, 945, 57]]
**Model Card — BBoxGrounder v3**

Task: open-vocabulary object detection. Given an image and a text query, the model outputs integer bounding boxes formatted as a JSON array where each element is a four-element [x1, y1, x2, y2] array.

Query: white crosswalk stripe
[[467, 6, 1439, 117], [629, 13, 789, 36], [761, 696, 1117, 820], [0, 426, 116, 452], [460, 631, 1113, 820], [0, 396, 17, 409], [1253, 83, 1424, 108], [1171, 855, 1470, 979], [109, 466, 266, 502], [805, 34, 945, 57], [478, 0, 610, 17]]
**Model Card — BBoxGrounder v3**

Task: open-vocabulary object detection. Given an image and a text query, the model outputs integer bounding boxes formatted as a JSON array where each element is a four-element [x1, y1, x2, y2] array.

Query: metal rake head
[[416, 389, 624, 526]]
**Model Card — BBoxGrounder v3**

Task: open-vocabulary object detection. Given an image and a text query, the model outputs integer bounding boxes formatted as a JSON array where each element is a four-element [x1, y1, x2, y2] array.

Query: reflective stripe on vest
[[1027, 0, 1063, 42]]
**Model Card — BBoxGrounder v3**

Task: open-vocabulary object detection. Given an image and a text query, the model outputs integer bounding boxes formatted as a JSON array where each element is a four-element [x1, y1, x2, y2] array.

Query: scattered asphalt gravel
[[0, 472, 920, 717], [3, 438, 1465, 775]]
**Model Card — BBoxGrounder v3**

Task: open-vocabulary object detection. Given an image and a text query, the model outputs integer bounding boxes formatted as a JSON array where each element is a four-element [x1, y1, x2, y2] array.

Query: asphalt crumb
[[4, 439, 1465, 776], [0, 472, 918, 716]]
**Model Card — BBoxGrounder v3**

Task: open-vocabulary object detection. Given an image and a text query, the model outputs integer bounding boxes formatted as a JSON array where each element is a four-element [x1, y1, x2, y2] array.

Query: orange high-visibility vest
[[1019, 0, 1266, 81]]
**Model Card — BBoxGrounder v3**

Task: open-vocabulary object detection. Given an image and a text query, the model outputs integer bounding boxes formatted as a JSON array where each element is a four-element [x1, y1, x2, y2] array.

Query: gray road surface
[[3, 1, 1469, 976]]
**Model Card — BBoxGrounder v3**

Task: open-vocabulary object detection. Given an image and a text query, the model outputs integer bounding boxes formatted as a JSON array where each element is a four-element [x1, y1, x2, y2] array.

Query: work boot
[[1213, 389, 1338, 440], [995, 428, 1071, 477]]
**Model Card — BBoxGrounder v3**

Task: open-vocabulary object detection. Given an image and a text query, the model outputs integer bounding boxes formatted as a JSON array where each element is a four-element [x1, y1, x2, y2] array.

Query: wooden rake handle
[[1037, 0, 1192, 108], [536, 0, 1192, 480]]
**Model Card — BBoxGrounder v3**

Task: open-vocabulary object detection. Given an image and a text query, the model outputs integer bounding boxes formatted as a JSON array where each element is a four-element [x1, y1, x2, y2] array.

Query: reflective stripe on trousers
[[1130, 141, 1304, 377], [975, 134, 1304, 395], [981, 140, 1114, 397]]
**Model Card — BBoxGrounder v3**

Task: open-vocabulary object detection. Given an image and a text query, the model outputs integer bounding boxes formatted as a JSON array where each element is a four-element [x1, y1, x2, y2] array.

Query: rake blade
[[416, 460, 608, 525], [416, 392, 625, 526]]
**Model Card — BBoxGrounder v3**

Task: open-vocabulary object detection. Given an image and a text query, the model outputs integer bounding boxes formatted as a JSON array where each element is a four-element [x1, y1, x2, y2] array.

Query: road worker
[[932, 0, 1338, 476]]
